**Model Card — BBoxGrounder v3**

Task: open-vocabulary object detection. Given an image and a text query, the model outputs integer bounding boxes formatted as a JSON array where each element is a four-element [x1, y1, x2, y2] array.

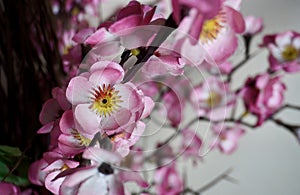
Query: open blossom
[[60, 147, 147, 195], [66, 60, 153, 135], [211, 124, 245, 154], [261, 31, 300, 73], [154, 162, 183, 195], [240, 74, 286, 126], [190, 77, 236, 121]]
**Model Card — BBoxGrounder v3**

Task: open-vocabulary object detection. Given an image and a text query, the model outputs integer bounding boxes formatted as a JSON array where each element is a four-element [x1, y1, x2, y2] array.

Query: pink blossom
[[66, 60, 154, 140], [211, 124, 245, 154], [58, 110, 93, 156], [261, 31, 300, 73], [43, 159, 79, 194], [172, 0, 222, 41], [0, 182, 20, 195], [180, 128, 202, 163], [190, 77, 236, 121], [60, 147, 148, 194], [28, 159, 48, 186], [154, 163, 183, 195], [242, 16, 263, 36], [38, 87, 71, 149], [240, 74, 286, 126]]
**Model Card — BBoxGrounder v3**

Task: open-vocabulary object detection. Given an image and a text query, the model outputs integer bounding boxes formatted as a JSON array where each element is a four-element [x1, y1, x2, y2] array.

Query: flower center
[[90, 84, 122, 117], [71, 129, 91, 146], [281, 45, 299, 61], [206, 91, 222, 108], [200, 12, 225, 43]]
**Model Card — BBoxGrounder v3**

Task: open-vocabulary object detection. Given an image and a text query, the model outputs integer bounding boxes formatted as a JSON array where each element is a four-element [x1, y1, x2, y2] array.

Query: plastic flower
[[199, 0, 245, 64], [60, 147, 147, 195], [180, 128, 202, 163], [261, 31, 300, 73], [66, 60, 153, 137], [154, 162, 183, 195], [190, 77, 235, 121], [58, 110, 93, 156], [38, 87, 71, 149], [240, 74, 286, 126], [211, 124, 245, 154]]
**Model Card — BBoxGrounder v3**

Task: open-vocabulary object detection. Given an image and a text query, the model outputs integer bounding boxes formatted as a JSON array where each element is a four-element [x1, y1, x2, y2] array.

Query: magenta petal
[[224, 6, 245, 33], [101, 109, 133, 132], [66, 76, 93, 105], [74, 104, 101, 135], [85, 28, 110, 46], [115, 83, 143, 111], [37, 122, 54, 134], [59, 110, 74, 134], [72, 28, 95, 43], [140, 96, 154, 119], [45, 171, 64, 195], [39, 99, 61, 125], [62, 167, 97, 187], [109, 15, 142, 33]]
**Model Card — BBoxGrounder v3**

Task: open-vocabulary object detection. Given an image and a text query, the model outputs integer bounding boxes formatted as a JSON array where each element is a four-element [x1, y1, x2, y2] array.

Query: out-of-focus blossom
[[180, 128, 202, 163], [242, 16, 263, 36], [0, 182, 20, 195], [261, 31, 300, 73], [154, 163, 183, 195], [240, 73, 286, 126], [162, 90, 182, 127], [190, 77, 235, 121], [211, 124, 245, 154]]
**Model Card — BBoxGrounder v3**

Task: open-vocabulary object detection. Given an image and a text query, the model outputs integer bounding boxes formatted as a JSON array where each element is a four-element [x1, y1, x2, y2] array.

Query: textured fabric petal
[[74, 104, 101, 135], [66, 76, 93, 105]]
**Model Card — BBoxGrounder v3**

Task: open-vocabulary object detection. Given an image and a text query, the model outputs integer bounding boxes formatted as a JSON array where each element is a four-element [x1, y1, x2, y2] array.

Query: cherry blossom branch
[[122, 14, 178, 83], [182, 168, 237, 194], [226, 49, 261, 82]]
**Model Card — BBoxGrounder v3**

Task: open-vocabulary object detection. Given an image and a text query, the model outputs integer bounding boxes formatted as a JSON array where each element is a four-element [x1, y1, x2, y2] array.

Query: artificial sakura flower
[[180, 128, 202, 163], [261, 31, 300, 73], [66, 60, 153, 155], [154, 162, 184, 195], [240, 73, 286, 126], [190, 77, 235, 121], [211, 124, 245, 154], [58, 110, 93, 156], [38, 87, 71, 149], [172, 0, 221, 41], [199, 0, 245, 65], [60, 147, 147, 195], [242, 16, 263, 36]]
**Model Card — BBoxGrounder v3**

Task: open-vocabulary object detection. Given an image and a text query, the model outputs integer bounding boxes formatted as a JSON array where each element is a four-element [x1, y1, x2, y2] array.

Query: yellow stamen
[[71, 129, 91, 146], [200, 12, 225, 43], [206, 91, 222, 108], [131, 48, 140, 56], [281, 45, 298, 61], [90, 84, 122, 117]]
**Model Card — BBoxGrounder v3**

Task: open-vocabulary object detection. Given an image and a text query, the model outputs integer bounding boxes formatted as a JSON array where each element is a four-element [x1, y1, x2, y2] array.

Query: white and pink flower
[[240, 73, 286, 126], [211, 124, 245, 154], [190, 77, 236, 121], [262, 31, 300, 73]]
